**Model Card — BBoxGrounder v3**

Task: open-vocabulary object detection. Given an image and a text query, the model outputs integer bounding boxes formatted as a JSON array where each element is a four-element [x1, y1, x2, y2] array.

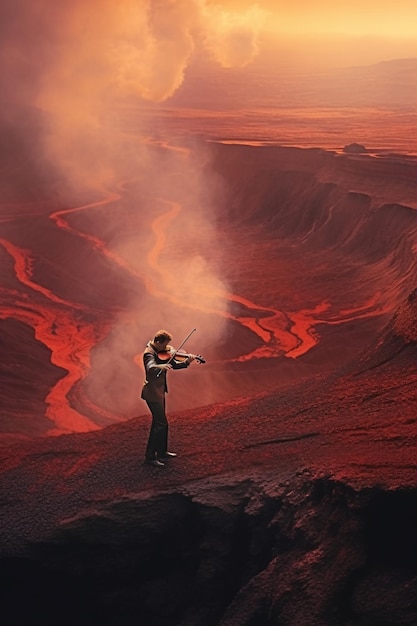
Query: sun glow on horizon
[[218, 0, 417, 39]]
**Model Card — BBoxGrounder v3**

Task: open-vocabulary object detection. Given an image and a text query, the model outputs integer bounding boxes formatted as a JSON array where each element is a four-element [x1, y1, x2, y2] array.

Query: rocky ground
[[1, 306, 416, 626]]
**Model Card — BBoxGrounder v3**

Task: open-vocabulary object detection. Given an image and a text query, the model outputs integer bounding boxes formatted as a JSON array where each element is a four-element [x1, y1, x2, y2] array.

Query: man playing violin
[[141, 329, 196, 467]]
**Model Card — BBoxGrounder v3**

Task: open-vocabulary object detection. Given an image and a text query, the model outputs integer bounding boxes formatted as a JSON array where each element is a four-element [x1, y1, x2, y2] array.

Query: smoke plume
[[1, 0, 266, 190], [0, 1, 266, 420]]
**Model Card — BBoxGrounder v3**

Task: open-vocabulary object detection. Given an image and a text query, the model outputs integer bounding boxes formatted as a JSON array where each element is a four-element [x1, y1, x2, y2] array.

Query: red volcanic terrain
[[1, 140, 417, 625]]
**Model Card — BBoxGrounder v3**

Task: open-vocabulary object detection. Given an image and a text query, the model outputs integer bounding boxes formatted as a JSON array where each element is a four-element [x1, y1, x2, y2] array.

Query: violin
[[156, 348, 206, 364]]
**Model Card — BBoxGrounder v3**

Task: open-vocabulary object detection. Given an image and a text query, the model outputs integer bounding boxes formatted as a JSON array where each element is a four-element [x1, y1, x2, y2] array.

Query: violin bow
[[156, 328, 197, 377]]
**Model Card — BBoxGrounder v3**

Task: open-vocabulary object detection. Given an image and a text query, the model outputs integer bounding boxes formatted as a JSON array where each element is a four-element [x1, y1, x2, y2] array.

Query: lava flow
[[145, 195, 394, 362], [2, 140, 417, 441], [0, 185, 147, 435]]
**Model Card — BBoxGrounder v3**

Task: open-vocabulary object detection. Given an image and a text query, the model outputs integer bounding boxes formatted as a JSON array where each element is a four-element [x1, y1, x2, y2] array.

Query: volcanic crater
[[1, 141, 417, 626]]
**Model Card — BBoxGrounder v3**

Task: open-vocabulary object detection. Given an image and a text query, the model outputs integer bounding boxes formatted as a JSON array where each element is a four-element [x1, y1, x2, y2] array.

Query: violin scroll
[[189, 353, 206, 364]]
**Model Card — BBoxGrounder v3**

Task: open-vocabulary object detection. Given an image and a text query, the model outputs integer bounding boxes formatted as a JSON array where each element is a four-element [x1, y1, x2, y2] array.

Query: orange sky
[[205, 0, 417, 67], [286, 3, 417, 37], [215, 0, 417, 36]]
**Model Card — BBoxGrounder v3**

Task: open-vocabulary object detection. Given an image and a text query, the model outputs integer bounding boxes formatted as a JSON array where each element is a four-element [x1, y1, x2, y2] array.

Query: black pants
[[145, 399, 168, 460]]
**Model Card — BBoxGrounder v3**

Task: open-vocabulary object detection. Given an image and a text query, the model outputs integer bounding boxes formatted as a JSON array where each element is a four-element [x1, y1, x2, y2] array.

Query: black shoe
[[159, 451, 177, 459], [145, 458, 165, 467]]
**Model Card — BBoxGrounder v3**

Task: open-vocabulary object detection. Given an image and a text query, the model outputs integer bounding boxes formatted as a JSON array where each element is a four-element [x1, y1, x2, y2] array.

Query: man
[[141, 329, 196, 467]]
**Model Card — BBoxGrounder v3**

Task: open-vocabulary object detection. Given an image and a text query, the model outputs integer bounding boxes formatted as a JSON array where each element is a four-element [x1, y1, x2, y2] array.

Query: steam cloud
[[1, 0, 266, 188], [203, 4, 266, 68], [0, 0, 266, 419]]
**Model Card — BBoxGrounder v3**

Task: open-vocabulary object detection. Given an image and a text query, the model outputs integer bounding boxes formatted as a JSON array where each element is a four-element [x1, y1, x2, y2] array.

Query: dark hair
[[153, 330, 172, 344]]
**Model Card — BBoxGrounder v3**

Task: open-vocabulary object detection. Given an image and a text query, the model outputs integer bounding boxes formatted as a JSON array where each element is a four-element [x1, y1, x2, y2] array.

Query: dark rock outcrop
[[343, 143, 367, 154], [1, 472, 416, 626]]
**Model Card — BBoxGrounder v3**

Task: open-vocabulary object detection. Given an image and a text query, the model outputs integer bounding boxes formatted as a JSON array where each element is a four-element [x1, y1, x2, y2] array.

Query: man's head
[[153, 330, 172, 350]]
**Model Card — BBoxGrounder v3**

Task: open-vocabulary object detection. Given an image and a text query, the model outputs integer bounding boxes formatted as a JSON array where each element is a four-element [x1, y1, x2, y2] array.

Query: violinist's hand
[[158, 363, 173, 371], [187, 354, 196, 363]]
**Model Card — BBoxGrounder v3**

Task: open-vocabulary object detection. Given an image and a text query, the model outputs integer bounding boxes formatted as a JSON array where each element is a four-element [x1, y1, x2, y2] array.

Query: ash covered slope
[[212, 143, 417, 234], [1, 281, 417, 626], [356, 286, 417, 371]]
